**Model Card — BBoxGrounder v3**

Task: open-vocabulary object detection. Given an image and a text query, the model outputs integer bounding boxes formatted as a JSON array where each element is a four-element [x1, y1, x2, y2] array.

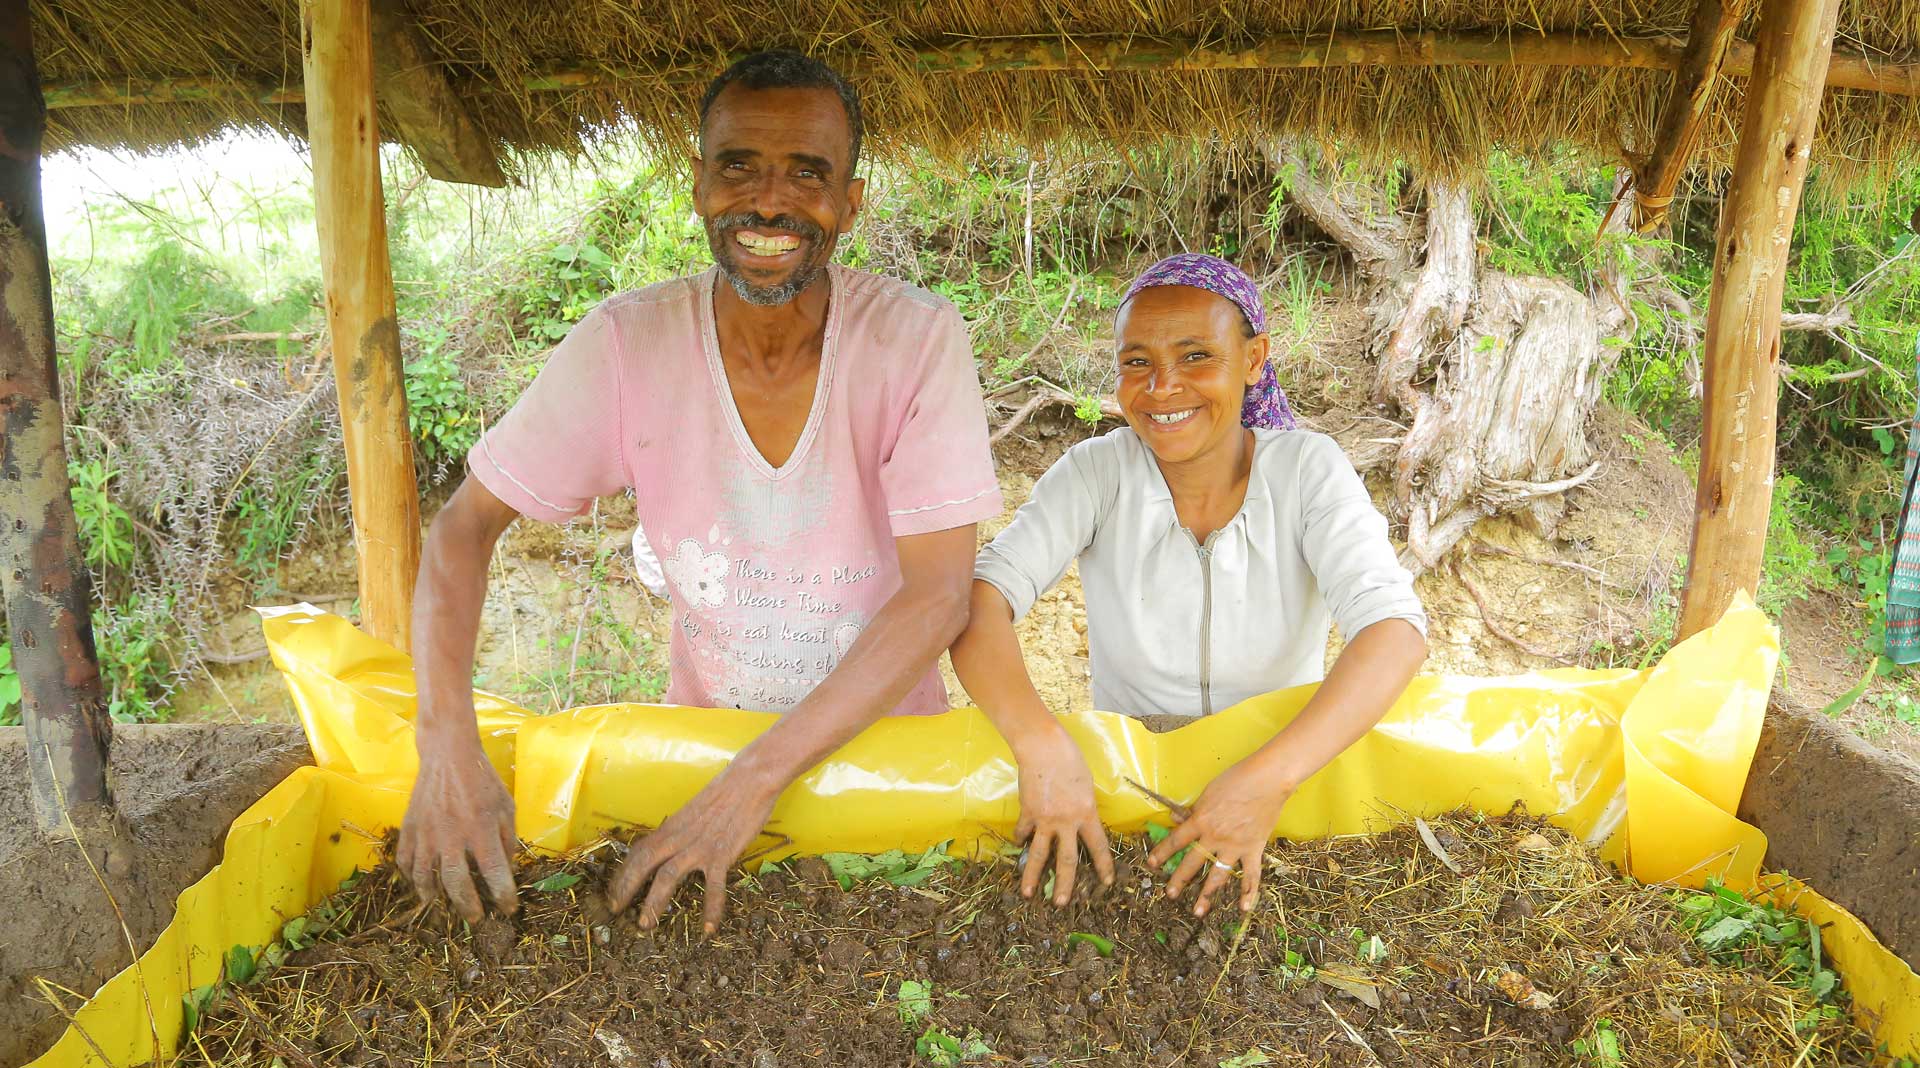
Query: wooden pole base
[[0, 0, 116, 835]]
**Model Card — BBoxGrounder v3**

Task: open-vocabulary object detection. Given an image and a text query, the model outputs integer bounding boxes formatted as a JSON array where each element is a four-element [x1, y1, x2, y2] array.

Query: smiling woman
[[952, 252, 1429, 913], [1114, 286, 1269, 482]]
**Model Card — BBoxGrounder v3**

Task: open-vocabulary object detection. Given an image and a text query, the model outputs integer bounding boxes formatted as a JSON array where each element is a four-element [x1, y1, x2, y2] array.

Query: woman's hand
[[1011, 725, 1114, 906], [1147, 757, 1294, 917]]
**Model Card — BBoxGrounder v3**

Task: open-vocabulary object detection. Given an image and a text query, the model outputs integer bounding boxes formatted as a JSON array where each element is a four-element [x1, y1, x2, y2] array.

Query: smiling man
[[396, 51, 1001, 929]]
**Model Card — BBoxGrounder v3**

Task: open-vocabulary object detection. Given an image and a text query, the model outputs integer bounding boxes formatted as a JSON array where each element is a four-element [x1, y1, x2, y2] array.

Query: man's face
[[694, 84, 865, 306]]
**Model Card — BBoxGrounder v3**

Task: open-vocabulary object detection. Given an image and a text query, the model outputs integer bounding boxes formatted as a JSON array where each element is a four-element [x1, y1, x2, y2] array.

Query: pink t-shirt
[[467, 265, 1003, 714]]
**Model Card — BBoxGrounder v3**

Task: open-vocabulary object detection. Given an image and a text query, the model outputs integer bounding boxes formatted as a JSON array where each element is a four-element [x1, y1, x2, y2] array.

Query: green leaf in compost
[[182, 984, 217, 1036], [897, 979, 933, 1025], [281, 916, 312, 950], [529, 872, 583, 893], [1067, 932, 1115, 957], [226, 944, 257, 985], [1697, 915, 1754, 949]]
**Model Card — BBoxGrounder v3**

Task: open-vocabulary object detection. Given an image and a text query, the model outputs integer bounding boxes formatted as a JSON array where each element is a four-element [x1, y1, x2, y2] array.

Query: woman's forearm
[[1241, 618, 1427, 790], [951, 580, 1066, 748]]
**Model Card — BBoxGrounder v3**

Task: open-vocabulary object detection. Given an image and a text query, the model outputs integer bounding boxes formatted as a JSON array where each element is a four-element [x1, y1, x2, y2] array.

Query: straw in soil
[[176, 809, 1883, 1067]]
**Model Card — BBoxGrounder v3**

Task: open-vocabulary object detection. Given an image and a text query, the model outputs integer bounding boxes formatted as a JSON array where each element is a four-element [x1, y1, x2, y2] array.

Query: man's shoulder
[[834, 266, 958, 321], [598, 273, 704, 318]]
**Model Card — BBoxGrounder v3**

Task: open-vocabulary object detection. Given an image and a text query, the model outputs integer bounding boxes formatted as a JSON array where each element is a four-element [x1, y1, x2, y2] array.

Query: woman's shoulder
[[1066, 425, 1151, 463], [1029, 426, 1149, 507], [1250, 427, 1349, 471]]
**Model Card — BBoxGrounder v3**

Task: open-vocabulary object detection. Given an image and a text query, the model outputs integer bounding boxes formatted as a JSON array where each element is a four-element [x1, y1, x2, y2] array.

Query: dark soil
[[185, 811, 1879, 1068], [0, 724, 309, 1068]]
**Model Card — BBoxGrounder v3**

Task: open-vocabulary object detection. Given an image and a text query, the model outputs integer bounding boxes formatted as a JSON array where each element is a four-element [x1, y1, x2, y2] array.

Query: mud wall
[[1740, 693, 1920, 972]]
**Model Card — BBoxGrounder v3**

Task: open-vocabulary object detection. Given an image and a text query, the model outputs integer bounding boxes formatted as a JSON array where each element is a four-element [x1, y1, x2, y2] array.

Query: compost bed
[[178, 810, 1883, 1068]]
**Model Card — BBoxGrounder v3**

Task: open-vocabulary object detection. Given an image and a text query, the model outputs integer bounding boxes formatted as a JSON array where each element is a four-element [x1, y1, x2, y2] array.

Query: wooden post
[[1678, 0, 1841, 639], [368, 0, 506, 187], [0, 0, 116, 835], [1630, 0, 1752, 232], [302, 0, 421, 650]]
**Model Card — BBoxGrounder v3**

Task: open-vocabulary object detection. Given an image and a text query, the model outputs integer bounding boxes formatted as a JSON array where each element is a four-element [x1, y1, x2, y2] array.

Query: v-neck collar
[[697, 265, 841, 481], [1134, 427, 1268, 535]]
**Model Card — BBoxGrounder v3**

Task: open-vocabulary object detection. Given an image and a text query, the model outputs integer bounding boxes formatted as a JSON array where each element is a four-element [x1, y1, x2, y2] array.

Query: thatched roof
[[31, 0, 1920, 181]]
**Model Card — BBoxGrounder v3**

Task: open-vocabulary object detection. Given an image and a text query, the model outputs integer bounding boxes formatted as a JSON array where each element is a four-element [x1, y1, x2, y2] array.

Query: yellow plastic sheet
[[28, 594, 1920, 1066]]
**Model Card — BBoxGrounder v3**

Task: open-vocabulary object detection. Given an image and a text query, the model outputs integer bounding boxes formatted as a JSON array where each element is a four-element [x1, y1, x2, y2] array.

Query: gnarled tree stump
[[1272, 145, 1629, 571]]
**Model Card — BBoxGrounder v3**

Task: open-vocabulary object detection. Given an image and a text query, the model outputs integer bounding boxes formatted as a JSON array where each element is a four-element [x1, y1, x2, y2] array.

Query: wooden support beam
[[302, 0, 421, 651], [0, 0, 115, 835], [1630, 0, 1753, 231], [368, 0, 504, 187], [40, 31, 1920, 112], [1679, 0, 1841, 640]]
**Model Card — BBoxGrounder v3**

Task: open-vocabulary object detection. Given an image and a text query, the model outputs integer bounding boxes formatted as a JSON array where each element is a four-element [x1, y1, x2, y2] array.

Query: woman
[[952, 253, 1428, 918]]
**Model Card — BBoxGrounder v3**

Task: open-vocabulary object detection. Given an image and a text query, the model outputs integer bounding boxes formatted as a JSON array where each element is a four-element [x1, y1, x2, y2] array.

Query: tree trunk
[[0, 0, 118, 838], [1277, 146, 1615, 571]]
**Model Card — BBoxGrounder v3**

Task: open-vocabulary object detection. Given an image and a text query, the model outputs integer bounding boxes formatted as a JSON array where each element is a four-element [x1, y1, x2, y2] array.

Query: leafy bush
[[403, 322, 480, 473], [0, 641, 20, 727], [1759, 473, 1838, 618]]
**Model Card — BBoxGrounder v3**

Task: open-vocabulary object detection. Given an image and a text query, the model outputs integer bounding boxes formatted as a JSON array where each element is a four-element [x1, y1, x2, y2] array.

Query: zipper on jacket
[[1188, 531, 1217, 717]]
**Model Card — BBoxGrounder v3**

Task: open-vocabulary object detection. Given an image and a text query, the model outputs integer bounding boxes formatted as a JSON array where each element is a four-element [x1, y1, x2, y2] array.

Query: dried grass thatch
[[30, 1, 1920, 181]]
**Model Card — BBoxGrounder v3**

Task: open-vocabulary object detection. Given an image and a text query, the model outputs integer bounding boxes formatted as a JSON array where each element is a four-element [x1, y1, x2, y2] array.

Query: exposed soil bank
[[1742, 694, 1920, 973], [0, 724, 310, 1068]]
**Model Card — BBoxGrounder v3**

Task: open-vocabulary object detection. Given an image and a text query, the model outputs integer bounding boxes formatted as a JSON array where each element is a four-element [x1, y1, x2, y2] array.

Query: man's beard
[[705, 212, 830, 306]]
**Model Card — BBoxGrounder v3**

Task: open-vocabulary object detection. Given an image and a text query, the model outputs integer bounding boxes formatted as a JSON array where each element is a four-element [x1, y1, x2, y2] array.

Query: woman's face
[[1114, 285, 1268, 467]]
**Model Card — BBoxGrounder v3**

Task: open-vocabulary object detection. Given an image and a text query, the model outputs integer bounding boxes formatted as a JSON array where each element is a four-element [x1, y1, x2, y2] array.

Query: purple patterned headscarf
[[1119, 253, 1297, 431]]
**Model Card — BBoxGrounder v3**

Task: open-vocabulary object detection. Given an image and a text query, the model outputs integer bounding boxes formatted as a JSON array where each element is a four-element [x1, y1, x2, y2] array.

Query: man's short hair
[[698, 50, 865, 175]]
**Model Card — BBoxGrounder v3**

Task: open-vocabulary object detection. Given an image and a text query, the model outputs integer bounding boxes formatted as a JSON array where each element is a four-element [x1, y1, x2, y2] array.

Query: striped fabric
[[1885, 332, 1920, 665]]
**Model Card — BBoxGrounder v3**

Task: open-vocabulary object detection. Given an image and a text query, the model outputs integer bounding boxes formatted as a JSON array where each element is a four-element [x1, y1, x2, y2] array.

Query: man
[[396, 51, 1001, 931]]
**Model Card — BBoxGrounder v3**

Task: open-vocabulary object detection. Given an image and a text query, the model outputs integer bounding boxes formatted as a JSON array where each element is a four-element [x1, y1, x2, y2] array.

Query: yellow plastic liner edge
[[27, 594, 1919, 1065]]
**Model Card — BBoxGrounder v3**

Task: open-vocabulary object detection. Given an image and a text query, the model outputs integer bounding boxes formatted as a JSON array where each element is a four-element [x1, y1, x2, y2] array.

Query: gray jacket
[[975, 427, 1426, 718]]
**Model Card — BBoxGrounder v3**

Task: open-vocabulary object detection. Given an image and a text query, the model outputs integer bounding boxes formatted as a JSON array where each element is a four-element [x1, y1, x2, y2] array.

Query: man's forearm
[[413, 482, 517, 750], [722, 577, 969, 798]]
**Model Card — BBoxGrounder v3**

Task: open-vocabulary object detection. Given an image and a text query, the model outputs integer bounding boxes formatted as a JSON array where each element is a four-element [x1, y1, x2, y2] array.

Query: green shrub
[[0, 641, 20, 728]]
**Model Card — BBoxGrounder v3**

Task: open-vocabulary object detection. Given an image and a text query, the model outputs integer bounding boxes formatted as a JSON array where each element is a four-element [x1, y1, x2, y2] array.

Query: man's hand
[[1147, 757, 1293, 918], [397, 741, 519, 922], [605, 771, 778, 934], [1012, 725, 1113, 906], [401, 478, 524, 923]]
